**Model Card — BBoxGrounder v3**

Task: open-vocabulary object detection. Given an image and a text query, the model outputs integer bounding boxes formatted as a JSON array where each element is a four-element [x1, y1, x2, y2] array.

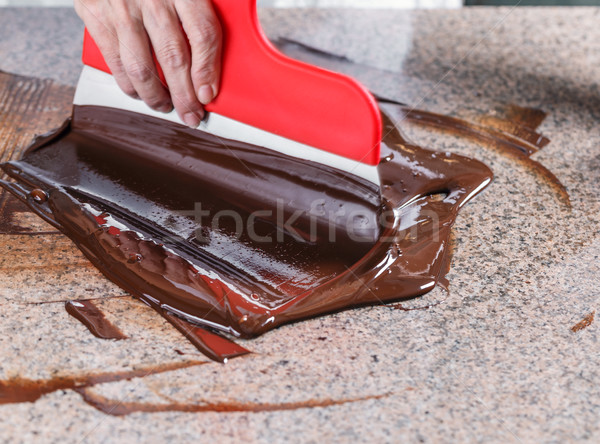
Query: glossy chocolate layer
[[0, 103, 492, 338], [65, 300, 127, 340], [161, 311, 250, 363]]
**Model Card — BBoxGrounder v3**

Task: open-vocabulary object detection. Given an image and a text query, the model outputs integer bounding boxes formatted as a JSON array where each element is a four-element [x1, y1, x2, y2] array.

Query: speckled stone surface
[[1, 6, 600, 443]]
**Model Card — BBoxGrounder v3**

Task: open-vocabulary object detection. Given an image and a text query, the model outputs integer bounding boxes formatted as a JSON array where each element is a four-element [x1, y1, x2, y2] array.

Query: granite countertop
[[1, 6, 600, 443]]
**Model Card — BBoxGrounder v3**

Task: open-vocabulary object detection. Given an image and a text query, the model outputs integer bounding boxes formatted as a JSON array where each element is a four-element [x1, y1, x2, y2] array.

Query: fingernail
[[198, 85, 215, 105], [182, 112, 201, 128], [157, 103, 173, 113]]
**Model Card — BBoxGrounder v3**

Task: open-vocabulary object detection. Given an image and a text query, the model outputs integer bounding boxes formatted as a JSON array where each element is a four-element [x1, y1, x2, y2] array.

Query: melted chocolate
[[571, 311, 595, 333], [400, 106, 569, 207], [0, 103, 492, 339], [0, 192, 59, 235], [0, 349, 385, 415], [75, 389, 389, 416], [379, 102, 569, 205], [65, 300, 127, 340], [63, 291, 250, 361], [0, 360, 204, 405], [161, 311, 250, 363]]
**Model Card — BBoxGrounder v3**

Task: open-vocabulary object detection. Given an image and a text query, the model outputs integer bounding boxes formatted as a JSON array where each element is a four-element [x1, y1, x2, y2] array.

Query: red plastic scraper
[[75, 0, 382, 184]]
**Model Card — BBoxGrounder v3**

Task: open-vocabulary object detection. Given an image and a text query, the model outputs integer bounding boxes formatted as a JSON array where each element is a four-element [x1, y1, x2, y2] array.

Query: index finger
[[142, 4, 204, 127]]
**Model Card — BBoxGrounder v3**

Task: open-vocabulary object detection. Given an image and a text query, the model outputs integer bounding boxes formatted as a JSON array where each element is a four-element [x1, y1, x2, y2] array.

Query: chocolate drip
[[161, 311, 251, 363], [0, 103, 492, 338], [65, 300, 127, 340]]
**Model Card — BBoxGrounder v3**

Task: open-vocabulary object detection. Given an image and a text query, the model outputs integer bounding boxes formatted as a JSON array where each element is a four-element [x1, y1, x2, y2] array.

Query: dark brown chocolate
[[161, 311, 250, 363], [0, 102, 492, 339], [65, 299, 127, 340]]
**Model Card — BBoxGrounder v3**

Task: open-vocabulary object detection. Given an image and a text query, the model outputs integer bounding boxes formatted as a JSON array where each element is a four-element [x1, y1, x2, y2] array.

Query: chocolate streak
[[65, 300, 127, 340], [0, 103, 492, 339], [64, 297, 251, 361], [0, 355, 389, 415], [75, 389, 390, 416], [161, 311, 250, 363], [0, 360, 204, 405], [392, 105, 569, 206]]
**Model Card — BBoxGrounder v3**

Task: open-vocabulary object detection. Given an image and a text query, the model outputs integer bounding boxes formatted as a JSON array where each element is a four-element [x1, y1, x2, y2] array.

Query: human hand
[[74, 0, 222, 127]]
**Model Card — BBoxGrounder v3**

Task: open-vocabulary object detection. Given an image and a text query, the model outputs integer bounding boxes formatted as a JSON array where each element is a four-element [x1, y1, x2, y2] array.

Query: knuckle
[[124, 61, 153, 83], [146, 0, 170, 17], [157, 43, 189, 70], [193, 63, 216, 83], [104, 52, 123, 70], [115, 17, 139, 34], [192, 46, 219, 80], [189, 18, 221, 50], [143, 90, 169, 109]]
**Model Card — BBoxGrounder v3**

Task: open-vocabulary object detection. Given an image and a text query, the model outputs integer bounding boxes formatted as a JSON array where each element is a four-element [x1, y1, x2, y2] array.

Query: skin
[[74, 0, 222, 128]]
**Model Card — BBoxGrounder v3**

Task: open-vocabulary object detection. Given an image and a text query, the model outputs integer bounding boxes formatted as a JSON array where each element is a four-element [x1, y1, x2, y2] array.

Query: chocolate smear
[[161, 311, 251, 363], [0, 70, 71, 235], [571, 311, 595, 333], [75, 389, 390, 416], [65, 299, 127, 340], [0, 360, 204, 405]]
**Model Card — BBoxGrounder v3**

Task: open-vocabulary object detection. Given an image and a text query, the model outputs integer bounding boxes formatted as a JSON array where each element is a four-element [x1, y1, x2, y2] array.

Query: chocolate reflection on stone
[[65, 299, 127, 340], [0, 103, 492, 340], [0, 192, 31, 233], [474, 104, 550, 149]]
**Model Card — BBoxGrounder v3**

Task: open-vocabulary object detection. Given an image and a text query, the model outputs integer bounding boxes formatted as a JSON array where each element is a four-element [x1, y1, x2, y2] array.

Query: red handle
[[82, 0, 381, 165]]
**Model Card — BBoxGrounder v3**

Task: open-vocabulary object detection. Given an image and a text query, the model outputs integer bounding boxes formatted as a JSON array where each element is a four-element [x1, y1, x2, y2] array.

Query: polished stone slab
[[1, 6, 599, 443]]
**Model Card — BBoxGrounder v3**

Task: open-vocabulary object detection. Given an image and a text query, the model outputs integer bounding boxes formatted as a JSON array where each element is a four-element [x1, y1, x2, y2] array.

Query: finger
[[142, 3, 204, 127], [88, 24, 139, 99], [176, 0, 223, 106], [112, 7, 172, 113], [75, 1, 138, 99]]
